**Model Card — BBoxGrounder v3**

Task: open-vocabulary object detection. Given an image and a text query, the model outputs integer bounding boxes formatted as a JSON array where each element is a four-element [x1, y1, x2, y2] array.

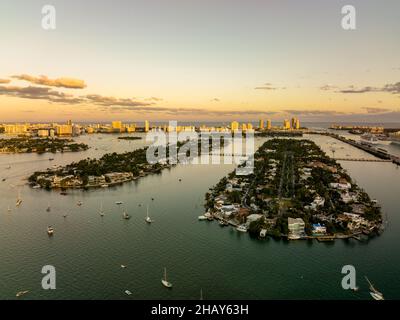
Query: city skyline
[[1, 0, 400, 123]]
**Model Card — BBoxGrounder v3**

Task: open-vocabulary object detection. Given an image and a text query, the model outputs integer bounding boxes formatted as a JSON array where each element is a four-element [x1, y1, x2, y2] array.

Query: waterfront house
[[312, 223, 327, 235], [288, 217, 305, 240]]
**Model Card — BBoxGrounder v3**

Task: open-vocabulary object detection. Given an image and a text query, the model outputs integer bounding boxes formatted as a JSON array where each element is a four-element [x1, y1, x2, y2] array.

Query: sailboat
[[365, 276, 384, 300], [200, 289, 203, 300], [46, 203, 51, 212], [16, 190, 22, 207], [145, 205, 153, 223], [47, 226, 54, 236], [7, 206, 11, 212], [123, 210, 131, 220], [161, 267, 173, 288], [99, 202, 105, 217]]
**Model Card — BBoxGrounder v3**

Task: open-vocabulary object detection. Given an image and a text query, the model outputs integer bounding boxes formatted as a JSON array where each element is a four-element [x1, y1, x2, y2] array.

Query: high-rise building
[[144, 120, 150, 132], [231, 121, 239, 132], [247, 123, 253, 131], [266, 119, 272, 130], [291, 118, 296, 129], [55, 124, 73, 136], [259, 119, 264, 129], [112, 121, 123, 132], [67, 120, 72, 125], [241, 123, 248, 131], [295, 119, 300, 130], [4, 124, 28, 135], [283, 119, 291, 130]]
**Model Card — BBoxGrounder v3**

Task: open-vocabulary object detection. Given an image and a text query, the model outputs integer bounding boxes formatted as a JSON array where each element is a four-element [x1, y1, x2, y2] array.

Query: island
[[117, 136, 142, 140], [28, 146, 172, 189], [203, 139, 383, 241], [0, 137, 88, 154]]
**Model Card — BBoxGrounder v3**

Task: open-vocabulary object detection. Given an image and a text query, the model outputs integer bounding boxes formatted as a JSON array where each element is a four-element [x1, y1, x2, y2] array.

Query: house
[[310, 196, 325, 210], [312, 223, 327, 235], [288, 217, 305, 240]]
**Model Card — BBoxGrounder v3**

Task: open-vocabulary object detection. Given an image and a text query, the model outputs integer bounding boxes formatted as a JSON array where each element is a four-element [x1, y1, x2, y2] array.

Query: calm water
[[0, 133, 400, 300]]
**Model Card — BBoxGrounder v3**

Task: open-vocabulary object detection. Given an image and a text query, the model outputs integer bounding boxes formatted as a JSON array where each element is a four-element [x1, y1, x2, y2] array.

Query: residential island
[[27, 138, 221, 189], [0, 137, 88, 154], [203, 139, 383, 241]]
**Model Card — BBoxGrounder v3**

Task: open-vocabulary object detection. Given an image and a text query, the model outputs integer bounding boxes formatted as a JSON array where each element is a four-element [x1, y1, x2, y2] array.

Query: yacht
[[389, 131, 400, 145], [198, 215, 207, 221], [236, 225, 248, 233], [7, 206, 11, 212], [125, 290, 132, 296], [145, 205, 153, 223], [47, 226, 54, 236], [46, 203, 51, 212], [115, 201, 123, 205], [161, 267, 173, 288], [360, 133, 379, 145], [77, 201, 83, 206], [365, 276, 384, 300], [123, 211, 131, 220]]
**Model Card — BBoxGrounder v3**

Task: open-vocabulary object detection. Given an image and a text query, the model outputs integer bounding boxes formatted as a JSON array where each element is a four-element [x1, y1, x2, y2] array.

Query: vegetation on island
[[0, 137, 88, 154]]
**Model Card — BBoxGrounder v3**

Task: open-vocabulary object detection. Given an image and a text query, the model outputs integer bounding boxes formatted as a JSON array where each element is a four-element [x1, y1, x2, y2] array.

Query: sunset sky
[[1, 0, 400, 122]]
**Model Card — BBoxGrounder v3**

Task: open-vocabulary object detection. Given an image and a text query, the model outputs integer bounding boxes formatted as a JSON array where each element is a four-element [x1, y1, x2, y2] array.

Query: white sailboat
[[365, 276, 384, 300], [46, 203, 51, 212], [123, 210, 131, 220], [99, 202, 105, 217], [161, 267, 173, 288], [145, 205, 153, 223], [7, 206, 11, 212]]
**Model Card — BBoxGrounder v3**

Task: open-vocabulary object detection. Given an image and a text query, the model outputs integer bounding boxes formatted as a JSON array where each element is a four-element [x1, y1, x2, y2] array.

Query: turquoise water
[[0, 133, 399, 299]]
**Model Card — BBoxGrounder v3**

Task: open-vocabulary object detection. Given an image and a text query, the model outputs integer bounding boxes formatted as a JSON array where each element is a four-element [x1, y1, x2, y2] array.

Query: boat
[[47, 226, 54, 236], [16, 191, 22, 207], [46, 203, 51, 212], [365, 276, 384, 300], [360, 133, 379, 145], [77, 201, 83, 206], [7, 206, 11, 212], [16, 290, 29, 298], [389, 131, 400, 145], [121, 265, 127, 269], [115, 201, 123, 205], [198, 215, 207, 221], [236, 225, 248, 232], [125, 290, 132, 295], [145, 205, 153, 223], [101, 184, 109, 188], [161, 267, 173, 288], [99, 202, 105, 217], [123, 211, 131, 220], [219, 219, 229, 226], [32, 185, 41, 189], [200, 289, 203, 300], [60, 191, 68, 196], [48, 158, 54, 161]]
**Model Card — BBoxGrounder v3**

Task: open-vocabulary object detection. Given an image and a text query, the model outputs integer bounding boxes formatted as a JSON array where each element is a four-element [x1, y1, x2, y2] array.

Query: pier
[[333, 158, 391, 162]]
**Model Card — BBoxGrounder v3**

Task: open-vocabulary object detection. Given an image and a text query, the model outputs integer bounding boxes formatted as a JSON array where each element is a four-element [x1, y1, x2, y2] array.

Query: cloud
[[0, 79, 10, 84], [319, 84, 338, 91], [12, 74, 86, 89], [85, 94, 153, 107], [0, 85, 84, 104], [320, 82, 400, 94], [145, 97, 163, 102], [254, 83, 286, 90], [362, 107, 391, 114], [283, 109, 346, 116]]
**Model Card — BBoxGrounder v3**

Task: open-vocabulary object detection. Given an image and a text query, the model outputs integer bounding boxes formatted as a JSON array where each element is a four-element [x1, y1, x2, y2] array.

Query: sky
[[0, 0, 399, 123]]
